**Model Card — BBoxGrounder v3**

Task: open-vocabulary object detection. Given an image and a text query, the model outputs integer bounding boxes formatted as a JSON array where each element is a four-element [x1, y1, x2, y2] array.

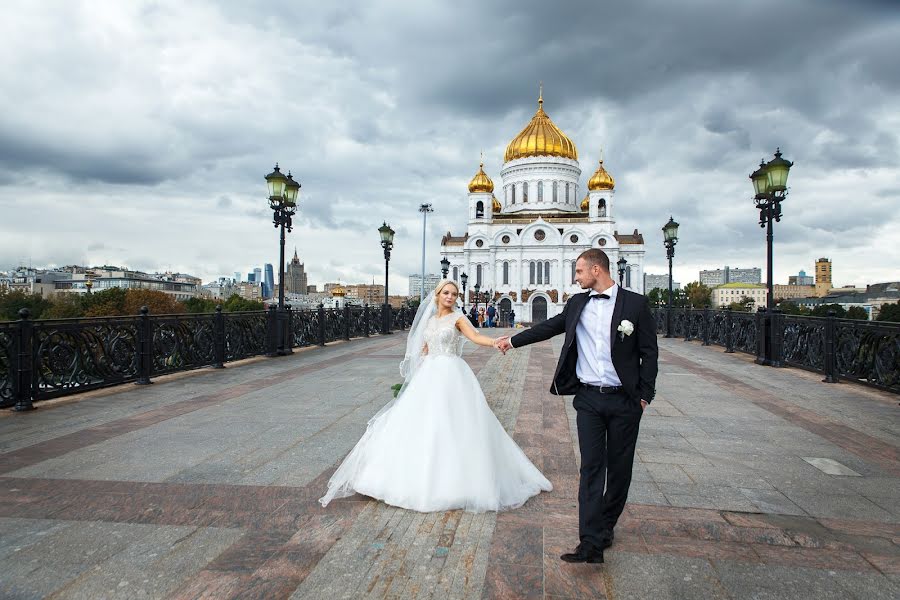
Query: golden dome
[[580, 193, 589, 212], [588, 159, 615, 190], [504, 93, 578, 163], [492, 194, 501, 213], [331, 286, 346, 297], [468, 162, 494, 193]]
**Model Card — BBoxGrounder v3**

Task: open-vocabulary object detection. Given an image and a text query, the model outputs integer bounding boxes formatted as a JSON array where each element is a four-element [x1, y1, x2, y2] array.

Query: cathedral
[[440, 92, 645, 324]]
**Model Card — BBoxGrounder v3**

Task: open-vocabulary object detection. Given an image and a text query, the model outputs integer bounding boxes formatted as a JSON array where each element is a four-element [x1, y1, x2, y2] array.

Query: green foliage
[[41, 293, 85, 319], [877, 301, 900, 322], [81, 287, 128, 317], [221, 294, 266, 312], [0, 289, 53, 320], [810, 303, 846, 318], [182, 297, 221, 314], [391, 383, 403, 398], [845, 306, 869, 320], [683, 281, 712, 308], [777, 301, 811, 316], [726, 296, 755, 312]]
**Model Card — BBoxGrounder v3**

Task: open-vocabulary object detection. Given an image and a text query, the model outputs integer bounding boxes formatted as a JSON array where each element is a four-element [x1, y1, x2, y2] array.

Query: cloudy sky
[[1, 0, 897, 294]]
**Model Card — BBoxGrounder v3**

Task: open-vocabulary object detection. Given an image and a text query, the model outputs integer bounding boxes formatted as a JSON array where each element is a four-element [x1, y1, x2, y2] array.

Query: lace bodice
[[424, 313, 464, 357]]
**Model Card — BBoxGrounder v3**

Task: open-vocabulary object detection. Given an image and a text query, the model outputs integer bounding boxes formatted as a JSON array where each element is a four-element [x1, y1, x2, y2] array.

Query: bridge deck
[[0, 331, 897, 599]]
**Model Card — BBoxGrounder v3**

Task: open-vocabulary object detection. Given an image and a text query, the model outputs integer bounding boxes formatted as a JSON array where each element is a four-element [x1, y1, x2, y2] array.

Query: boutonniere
[[617, 319, 634, 341]]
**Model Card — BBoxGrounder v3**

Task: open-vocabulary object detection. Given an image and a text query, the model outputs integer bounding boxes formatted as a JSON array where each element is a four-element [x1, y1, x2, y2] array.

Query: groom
[[497, 248, 658, 563]]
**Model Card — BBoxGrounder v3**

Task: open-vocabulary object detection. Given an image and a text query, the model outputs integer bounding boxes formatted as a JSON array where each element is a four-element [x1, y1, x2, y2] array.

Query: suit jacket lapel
[[610, 288, 625, 351], [567, 293, 591, 346]]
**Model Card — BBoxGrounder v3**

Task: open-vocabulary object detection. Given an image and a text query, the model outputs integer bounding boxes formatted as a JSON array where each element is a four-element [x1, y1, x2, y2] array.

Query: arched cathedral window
[[453, 266, 458, 281], [523, 182, 528, 203], [537, 181, 543, 202], [571, 261, 576, 284], [565, 182, 570, 203], [476, 264, 482, 287], [475, 201, 484, 218], [529, 262, 535, 285], [545, 262, 550, 284], [511, 185, 516, 204], [502, 262, 509, 285], [599, 198, 607, 217], [552, 181, 558, 202]]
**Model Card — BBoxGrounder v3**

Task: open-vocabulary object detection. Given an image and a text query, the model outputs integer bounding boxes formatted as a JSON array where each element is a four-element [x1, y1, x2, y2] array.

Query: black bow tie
[[591, 294, 611, 300]]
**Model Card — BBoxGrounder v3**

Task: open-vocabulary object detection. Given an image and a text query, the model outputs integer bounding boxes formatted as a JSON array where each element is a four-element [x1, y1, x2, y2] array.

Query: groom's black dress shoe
[[560, 542, 604, 564]]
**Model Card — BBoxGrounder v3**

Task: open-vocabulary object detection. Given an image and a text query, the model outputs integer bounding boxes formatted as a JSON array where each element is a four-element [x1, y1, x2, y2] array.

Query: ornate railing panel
[[782, 316, 826, 372], [708, 311, 729, 346], [151, 315, 216, 375], [323, 309, 343, 343], [224, 312, 268, 360], [834, 319, 900, 392], [290, 309, 319, 348], [0, 322, 14, 407], [348, 307, 369, 338], [731, 312, 758, 355], [653, 309, 666, 334], [671, 310, 687, 338], [31, 318, 140, 400], [685, 310, 704, 340], [366, 308, 382, 337]]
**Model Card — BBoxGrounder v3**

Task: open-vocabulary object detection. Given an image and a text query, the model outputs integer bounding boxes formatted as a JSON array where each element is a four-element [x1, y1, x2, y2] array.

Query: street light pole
[[750, 149, 792, 310], [617, 257, 627, 288], [419, 203, 433, 302], [460, 272, 468, 313], [473, 283, 481, 326], [265, 164, 300, 355], [440, 257, 450, 279], [378, 222, 395, 335], [662, 216, 679, 339]]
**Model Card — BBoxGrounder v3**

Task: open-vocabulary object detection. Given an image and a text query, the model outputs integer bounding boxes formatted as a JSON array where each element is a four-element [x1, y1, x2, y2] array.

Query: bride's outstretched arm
[[455, 316, 499, 348]]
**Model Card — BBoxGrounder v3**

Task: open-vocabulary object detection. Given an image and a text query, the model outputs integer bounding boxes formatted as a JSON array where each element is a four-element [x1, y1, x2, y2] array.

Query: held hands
[[493, 336, 513, 354]]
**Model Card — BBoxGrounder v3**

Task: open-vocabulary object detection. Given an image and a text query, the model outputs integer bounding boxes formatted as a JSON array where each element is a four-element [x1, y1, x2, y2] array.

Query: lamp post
[[750, 148, 793, 311], [265, 164, 300, 355], [662, 216, 679, 338], [617, 257, 627, 288], [473, 282, 481, 326], [460, 272, 468, 312], [379, 222, 395, 334], [418, 203, 433, 302], [440, 257, 450, 279]]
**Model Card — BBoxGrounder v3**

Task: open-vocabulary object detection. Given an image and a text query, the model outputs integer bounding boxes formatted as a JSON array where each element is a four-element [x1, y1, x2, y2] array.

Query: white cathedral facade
[[440, 93, 646, 324]]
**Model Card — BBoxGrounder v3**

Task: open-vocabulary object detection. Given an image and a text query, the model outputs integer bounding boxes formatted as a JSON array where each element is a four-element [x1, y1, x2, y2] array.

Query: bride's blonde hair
[[432, 279, 460, 305]]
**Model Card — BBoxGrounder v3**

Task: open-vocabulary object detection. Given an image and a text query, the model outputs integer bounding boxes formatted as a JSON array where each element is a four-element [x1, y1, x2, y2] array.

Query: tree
[[81, 287, 128, 317], [777, 301, 810, 316], [0, 290, 53, 321], [683, 281, 712, 308], [877, 301, 900, 322], [123, 289, 183, 316], [182, 297, 220, 313], [810, 303, 846, 318], [726, 296, 755, 312], [42, 293, 85, 319], [646, 288, 663, 306], [845, 306, 869, 320], [221, 294, 266, 312]]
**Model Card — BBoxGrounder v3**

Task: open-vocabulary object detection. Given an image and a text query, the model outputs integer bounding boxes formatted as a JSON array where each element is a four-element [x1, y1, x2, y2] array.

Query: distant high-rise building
[[233, 272, 241, 283], [253, 267, 262, 286], [789, 269, 814, 286], [286, 248, 308, 294], [815, 258, 832, 297], [264, 264, 274, 299], [409, 274, 441, 298], [700, 266, 761, 286], [644, 274, 680, 292], [247, 272, 256, 283]]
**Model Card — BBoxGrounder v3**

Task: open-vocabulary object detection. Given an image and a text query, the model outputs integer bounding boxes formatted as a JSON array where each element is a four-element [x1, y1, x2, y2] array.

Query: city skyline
[[1, 1, 898, 295]]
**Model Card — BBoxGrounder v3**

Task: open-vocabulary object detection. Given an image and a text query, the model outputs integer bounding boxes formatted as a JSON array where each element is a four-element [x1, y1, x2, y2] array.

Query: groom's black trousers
[[572, 386, 642, 547]]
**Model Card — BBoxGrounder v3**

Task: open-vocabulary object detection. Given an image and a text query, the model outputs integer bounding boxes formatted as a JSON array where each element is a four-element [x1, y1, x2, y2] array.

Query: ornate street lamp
[[460, 272, 468, 312], [379, 222, 395, 334], [617, 257, 627, 288], [750, 148, 792, 366], [750, 148, 793, 310], [418, 203, 433, 301], [662, 216, 679, 338], [266, 164, 300, 355], [440, 257, 450, 279], [473, 282, 481, 326]]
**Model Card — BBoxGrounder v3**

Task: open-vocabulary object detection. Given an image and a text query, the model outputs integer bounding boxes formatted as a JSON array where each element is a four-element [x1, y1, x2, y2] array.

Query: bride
[[319, 279, 552, 513]]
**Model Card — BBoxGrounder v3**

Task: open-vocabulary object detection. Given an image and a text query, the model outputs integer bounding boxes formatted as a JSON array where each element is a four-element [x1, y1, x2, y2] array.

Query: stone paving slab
[[0, 332, 897, 598]]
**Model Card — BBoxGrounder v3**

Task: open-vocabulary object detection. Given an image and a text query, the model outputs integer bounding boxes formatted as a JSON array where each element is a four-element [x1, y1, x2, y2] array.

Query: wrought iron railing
[[651, 307, 899, 394], [1, 303, 413, 410]]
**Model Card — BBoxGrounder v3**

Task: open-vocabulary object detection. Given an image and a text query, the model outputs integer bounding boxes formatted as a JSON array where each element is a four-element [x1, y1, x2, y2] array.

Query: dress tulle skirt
[[319, 354, 552, 513]]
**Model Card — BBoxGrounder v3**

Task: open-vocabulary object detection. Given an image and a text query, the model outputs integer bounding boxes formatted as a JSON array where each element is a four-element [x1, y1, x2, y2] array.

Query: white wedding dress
[[319, 312, 552, 513]]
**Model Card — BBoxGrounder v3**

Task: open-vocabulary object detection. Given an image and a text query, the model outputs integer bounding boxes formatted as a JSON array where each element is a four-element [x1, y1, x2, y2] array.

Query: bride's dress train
[[319, 312, 551, 513]]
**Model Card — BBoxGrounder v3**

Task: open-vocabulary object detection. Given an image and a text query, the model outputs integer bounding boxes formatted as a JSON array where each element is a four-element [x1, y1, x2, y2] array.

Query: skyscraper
[[233, 272, 241, 283], [286, 248, 308, 294], [264, 264, 274, 299]]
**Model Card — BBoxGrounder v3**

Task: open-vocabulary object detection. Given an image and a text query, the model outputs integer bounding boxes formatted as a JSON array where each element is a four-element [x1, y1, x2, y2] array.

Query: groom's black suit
[[510, 287, 658, 547]]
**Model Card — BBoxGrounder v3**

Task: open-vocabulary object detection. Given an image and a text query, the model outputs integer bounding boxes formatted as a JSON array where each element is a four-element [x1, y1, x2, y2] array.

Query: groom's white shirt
[[575, 283, 622, 387]]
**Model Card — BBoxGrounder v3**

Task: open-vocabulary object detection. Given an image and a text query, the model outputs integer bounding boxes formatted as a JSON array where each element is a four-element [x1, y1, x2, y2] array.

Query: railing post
[[770, 307, 784, 367], [822, 310, 838, 383], [363, 304, 370, 337], [135, 306, 153, 385], [280, 306, 293, 355], [318, 303, 326, 346], [212, 305, 225, 369], [343, 304, 351, 341], [683, 308, 691, 341], [755, 307, 768, 365], [724, 310, 735, 353], [12, 308, 35, 411], [702, 306, 711, 346], [266, 305, 278, 357]]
